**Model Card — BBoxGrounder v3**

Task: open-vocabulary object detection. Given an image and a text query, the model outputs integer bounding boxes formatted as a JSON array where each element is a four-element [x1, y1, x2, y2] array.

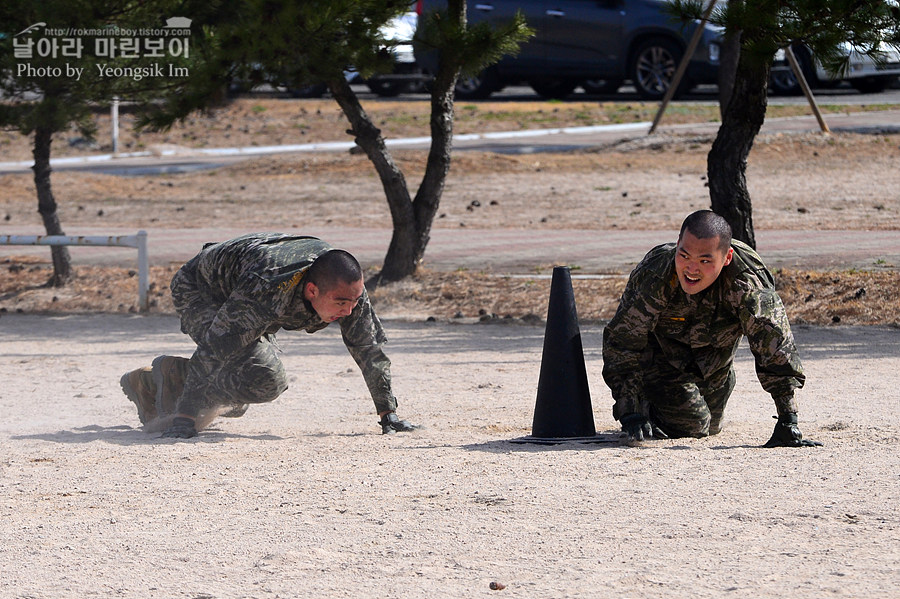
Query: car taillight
[[415, 0, 423, 15]]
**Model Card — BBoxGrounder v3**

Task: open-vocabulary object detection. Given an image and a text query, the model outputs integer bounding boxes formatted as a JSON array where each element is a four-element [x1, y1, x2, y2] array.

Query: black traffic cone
[[515, 266, 598, 443]]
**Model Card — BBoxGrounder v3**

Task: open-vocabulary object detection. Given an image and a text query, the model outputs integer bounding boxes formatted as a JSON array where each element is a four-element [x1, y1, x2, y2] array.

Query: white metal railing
[[0, 230, 149, 312]]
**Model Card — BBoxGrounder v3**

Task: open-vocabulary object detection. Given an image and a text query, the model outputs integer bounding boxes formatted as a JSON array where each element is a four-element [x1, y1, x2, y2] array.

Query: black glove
[[764, 413, 822, 448], [379, 412, 418, 434], [620, 413, 668, 442], [161, 416, 198, 439]]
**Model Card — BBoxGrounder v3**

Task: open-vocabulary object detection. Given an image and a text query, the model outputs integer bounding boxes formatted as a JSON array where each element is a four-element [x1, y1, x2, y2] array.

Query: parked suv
[[769, 42, 900, 95], [415, 0, 722, 100]]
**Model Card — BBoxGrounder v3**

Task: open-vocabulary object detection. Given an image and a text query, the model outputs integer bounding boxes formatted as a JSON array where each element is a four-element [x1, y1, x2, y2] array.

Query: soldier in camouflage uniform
[[602, 211, 821, 447], [120, 233, 417, 439]]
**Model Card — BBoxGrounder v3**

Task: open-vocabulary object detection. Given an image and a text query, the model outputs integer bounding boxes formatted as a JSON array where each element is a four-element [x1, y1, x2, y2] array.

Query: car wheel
[[582, 79, 623, 95], [529, 80, 578, 100], [406, 79, 429, 94], [631, 38, 685, 101], [769, 45, 816, 96], [455, 70, 499, 100], [768, 68, 801, 95], [366, 80, 410, 97]]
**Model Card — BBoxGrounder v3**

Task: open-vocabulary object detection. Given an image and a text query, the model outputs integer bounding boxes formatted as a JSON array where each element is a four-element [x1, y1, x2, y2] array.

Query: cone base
[[509, 434, 619, 445]]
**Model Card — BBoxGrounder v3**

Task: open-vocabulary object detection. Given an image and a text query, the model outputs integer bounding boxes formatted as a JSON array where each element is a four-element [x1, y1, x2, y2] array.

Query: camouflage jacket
[[180, 233, 396, 412], [602, 240, 804, 420]]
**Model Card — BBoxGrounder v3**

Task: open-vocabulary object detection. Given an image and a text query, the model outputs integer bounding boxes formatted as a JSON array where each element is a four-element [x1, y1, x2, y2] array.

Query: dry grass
[[3, 257, 899, 327]]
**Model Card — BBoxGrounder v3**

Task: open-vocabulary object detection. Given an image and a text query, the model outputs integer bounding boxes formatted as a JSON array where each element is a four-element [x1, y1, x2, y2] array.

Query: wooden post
[[784, 46, 830, 134]]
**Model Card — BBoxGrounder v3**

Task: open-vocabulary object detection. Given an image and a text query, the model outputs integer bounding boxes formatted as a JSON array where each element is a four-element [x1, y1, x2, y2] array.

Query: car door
[[468, 0, 547, 74], [539, 0, 625, 76]]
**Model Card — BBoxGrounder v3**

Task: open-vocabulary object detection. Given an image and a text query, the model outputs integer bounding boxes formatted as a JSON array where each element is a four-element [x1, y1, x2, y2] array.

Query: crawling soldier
[[602, 211, 821, 447], [120, 233, 417, 439]]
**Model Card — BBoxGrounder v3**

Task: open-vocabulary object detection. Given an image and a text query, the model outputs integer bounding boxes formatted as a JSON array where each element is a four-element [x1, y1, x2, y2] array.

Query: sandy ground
[[1, 313, 898, 598]]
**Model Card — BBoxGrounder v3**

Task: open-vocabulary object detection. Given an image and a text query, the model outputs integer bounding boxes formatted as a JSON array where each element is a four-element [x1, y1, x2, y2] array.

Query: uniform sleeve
[[737, 285, 805, 415], [602, 266, 669, 421], [340, 290, 397, 414]]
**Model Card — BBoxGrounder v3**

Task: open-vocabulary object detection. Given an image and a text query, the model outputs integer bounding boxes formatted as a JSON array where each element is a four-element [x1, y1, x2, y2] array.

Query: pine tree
[[670, 0, 900, 246]]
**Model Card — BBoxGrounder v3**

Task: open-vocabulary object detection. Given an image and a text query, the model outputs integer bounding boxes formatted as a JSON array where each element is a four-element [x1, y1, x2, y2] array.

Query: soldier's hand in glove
[[161, 416, 198, 439], [620, 413, 668, 442], [379, 412, 418, 435], [764, 413, 822, 448]]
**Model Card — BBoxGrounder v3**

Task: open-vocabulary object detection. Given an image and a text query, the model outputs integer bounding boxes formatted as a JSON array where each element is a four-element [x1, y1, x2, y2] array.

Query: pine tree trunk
[[403, 30, 458, 281], [327, 0, 464, 286], [327, 76, 418, 285], [32, 125, 72, 286], [707, 51, 770, 248]]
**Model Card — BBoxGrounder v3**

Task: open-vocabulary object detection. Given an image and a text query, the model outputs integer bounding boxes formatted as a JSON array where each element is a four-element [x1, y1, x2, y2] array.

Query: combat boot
[[120, 366, 157, 424], [151, 355, 190, 416]]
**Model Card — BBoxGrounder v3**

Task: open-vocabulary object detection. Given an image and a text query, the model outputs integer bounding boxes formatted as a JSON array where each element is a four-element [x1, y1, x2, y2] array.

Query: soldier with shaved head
[[120, 233, 416, 439], [602, 211, 821, 447]]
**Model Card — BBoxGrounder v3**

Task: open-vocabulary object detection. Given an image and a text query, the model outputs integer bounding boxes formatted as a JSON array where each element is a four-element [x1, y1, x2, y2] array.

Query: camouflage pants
[[170, 265, 289, 418], [642, 362, 736, 438]]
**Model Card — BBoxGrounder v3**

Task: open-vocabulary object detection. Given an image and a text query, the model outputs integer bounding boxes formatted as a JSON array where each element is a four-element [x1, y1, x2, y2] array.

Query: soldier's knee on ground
[[650, 404, 711, 438], [666, 419, 711, 438]]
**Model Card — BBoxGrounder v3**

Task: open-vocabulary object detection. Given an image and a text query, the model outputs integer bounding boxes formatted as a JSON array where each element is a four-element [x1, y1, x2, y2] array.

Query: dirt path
[[1, 314, 897, 598]]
